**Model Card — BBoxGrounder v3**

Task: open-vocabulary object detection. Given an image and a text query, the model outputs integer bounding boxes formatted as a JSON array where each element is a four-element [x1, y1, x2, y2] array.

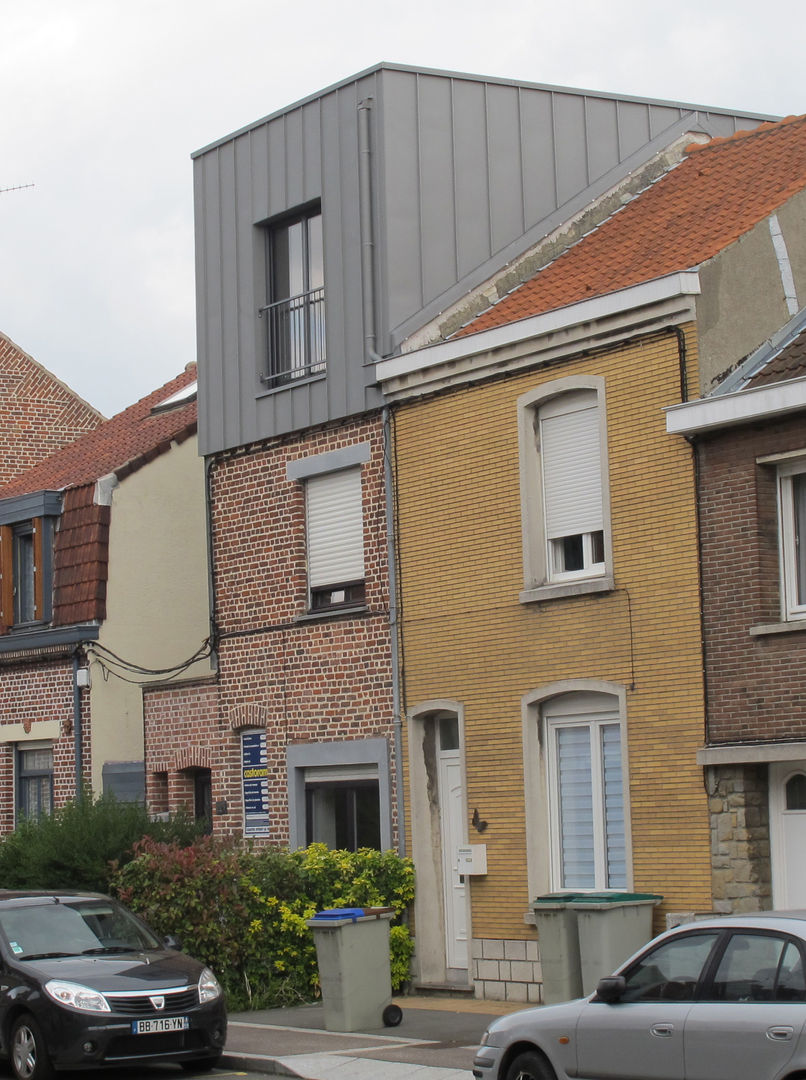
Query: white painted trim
[[666, 375, 806, 435], [0, 721, 60, 743], [698, 742, 806, 765], [377, 272, 700, 386]]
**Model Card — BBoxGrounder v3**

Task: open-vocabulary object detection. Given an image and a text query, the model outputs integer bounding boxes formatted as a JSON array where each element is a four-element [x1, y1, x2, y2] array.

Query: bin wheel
[[383, 1003, 403, 1027]]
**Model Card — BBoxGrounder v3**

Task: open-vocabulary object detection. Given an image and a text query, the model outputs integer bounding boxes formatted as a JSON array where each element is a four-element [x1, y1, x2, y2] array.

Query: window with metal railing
[[260, 207, 326, 386]]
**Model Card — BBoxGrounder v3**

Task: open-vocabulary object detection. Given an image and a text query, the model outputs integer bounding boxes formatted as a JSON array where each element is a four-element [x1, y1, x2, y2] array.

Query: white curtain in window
[[306, 467, 364, 588], [540, 391, 603, 540]]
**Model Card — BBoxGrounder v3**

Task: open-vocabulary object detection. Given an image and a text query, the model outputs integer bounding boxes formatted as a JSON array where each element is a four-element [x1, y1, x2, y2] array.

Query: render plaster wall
[[89, 436, 212, 793], [696, 187, 806, 392]]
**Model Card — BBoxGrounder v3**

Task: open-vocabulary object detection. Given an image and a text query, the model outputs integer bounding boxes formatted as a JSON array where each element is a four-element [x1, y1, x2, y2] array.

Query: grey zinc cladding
[[193, 62, 775, 456]]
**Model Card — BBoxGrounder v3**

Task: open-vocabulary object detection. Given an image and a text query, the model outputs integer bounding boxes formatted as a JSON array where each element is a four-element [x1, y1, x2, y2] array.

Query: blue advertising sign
[[242, 730, 270, 836]]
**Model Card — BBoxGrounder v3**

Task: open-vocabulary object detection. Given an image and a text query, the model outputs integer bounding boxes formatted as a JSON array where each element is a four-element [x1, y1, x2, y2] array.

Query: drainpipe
[[72, 652, 84, 800], [358, 96, 406, 853], [384, 405, 406, 856]]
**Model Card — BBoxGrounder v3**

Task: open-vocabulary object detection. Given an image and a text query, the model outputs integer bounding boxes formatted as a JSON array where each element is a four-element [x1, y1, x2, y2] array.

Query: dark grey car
[[0, 890, 226, 1079], [473, 912, 806, 1080]]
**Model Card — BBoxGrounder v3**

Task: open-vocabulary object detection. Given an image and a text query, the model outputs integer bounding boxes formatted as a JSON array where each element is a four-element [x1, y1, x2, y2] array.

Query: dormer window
[[0, 492, 60, 633], [260, 205, 326, 387]]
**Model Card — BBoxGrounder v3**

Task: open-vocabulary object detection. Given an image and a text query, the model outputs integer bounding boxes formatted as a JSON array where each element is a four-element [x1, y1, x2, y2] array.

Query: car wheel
[[10, 1014, 54, 1080], [505, 1049, 556, 1080]]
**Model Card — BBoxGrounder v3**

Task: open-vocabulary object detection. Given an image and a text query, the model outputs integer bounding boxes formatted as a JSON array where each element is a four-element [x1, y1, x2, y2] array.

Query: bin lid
[[568, 892, 662, 906], [312, 907, 366, 921], [533, 892, 589, 905]]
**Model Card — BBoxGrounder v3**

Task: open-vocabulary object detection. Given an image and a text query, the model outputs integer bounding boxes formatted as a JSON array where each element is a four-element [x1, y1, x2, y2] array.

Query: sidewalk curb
[[221, 1051, 306, 1077]]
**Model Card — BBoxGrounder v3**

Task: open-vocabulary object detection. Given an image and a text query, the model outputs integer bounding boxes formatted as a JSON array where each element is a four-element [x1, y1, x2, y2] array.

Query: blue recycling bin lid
[[312, 907, 365, 921]]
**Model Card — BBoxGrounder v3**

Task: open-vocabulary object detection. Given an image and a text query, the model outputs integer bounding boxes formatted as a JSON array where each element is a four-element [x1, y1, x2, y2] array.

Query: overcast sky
[[1, 0, 802, 418]]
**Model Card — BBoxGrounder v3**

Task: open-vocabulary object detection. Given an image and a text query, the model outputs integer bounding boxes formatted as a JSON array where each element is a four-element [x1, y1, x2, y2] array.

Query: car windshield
[[0, 898, 161, 960]]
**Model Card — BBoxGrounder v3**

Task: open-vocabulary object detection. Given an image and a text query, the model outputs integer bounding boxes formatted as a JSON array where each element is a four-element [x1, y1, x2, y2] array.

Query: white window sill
[[519, 575, 614, 605], [749, 618, 806, 637]]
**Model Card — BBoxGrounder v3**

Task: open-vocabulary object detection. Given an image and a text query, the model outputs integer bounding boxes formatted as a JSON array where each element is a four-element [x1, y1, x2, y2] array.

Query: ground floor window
[[305, 775, 381, 850], [194, 768, 212, 834], [241, 730, 270, 838], [545, 693, 626, 890], [17, 743, 53, 821]]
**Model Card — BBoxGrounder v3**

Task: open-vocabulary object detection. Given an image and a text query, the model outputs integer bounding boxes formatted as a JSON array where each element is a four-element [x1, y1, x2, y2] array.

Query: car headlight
[[480, 1028, 500, 1047], [198, 967, 222, 1003], [45, 979, 111, 1012]]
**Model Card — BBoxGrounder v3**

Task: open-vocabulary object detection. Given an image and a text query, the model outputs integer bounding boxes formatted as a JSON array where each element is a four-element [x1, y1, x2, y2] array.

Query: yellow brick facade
[[394, 327, 710, 960]]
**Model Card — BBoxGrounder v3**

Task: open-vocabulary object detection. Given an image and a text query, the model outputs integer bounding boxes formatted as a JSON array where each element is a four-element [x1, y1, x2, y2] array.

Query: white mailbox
[[456, 844, 488, 876]]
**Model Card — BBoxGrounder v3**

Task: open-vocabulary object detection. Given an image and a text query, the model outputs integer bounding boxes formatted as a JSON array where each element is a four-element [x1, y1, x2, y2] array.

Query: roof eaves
[[712, 307, 806, 396]]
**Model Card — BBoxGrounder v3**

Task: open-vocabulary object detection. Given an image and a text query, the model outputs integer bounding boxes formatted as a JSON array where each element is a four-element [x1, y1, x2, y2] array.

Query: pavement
[[221, 994, 527, 1079]]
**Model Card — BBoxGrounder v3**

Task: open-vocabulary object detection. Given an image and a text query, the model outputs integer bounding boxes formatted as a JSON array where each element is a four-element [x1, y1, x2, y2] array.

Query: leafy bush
[[0, 792, 202, 892], [112, 839, 415, 1010]]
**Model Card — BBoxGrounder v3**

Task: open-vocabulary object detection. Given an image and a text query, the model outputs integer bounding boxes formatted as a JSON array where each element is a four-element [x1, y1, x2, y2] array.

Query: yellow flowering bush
[[112, 837, 414, 1010]]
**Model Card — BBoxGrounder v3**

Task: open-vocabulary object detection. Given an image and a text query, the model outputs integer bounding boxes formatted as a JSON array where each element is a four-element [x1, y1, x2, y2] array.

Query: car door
[[684, 932, 806, 1080], [575, 930, 721, 1080]]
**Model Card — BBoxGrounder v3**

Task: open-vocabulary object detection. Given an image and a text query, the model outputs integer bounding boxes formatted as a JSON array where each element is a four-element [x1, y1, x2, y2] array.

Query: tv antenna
[[0, 183, 34, 195]]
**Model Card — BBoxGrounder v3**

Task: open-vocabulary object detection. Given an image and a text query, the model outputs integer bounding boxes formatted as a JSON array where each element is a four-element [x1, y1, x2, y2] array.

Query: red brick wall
[[0, 657, 90, 832], [698, 414, 806, 743], [0, 334, 103, 486], [143, 413, 397, 843]]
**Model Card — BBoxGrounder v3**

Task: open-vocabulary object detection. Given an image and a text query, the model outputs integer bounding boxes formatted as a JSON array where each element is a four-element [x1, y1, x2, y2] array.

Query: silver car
[[473, 912, 806, 1080]]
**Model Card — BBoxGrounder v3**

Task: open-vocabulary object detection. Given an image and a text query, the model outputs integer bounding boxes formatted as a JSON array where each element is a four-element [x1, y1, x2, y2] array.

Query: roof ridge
[[685, 113, 806, 155]]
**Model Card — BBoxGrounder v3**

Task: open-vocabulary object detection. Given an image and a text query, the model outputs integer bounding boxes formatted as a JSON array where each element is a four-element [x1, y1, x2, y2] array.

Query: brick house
[[0, 330, 103, 485], [0, 366, 212, 827], [667, 313, 806, 913], [165, 64, 768, 860], [375, 113, 806, 998]]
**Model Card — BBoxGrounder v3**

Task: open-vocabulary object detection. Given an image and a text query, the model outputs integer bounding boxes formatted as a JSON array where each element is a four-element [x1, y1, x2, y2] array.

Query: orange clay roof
[[0, 366, 197, 499], [458, 115, 806, 337]]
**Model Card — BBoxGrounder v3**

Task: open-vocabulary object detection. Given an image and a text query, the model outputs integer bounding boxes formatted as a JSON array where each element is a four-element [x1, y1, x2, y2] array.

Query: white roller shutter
[[540, 390, 603, 540], [306, 467, 364, 588]]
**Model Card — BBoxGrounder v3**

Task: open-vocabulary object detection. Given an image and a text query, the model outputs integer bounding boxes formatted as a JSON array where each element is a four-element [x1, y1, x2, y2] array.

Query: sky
[[1, 0, 803, 419]]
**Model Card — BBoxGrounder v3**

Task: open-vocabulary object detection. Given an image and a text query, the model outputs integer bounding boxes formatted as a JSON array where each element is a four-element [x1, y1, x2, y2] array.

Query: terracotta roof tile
[[458, 114, 806, 337], [0, 365, 198, 499], [746, 327, 806, 387]]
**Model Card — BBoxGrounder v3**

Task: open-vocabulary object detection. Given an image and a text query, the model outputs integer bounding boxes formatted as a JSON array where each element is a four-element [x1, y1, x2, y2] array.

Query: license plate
[[131, 1016, 189, 1034]]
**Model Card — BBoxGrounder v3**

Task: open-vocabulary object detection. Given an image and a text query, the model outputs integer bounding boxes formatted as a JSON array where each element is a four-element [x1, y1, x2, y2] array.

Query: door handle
[[767, 1026, 794, 1041], [650, 1023, 674, 1037]]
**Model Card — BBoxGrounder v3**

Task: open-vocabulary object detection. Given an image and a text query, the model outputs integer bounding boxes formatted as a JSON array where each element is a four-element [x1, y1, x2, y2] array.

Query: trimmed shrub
[[0, 792, 202, 892], [112, 839, 415, 1010]]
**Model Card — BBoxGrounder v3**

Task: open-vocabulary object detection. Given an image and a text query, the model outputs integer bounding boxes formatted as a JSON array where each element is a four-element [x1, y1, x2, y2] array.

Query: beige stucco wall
[[696, 186, 806, 392], [88, 435, 213, 794]]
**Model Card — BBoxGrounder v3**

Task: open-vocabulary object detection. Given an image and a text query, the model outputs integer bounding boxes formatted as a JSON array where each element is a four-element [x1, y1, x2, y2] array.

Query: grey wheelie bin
[[569, 893, 662, 994], [531, 893, 586, 1004], [307, 907, 401, 1031]]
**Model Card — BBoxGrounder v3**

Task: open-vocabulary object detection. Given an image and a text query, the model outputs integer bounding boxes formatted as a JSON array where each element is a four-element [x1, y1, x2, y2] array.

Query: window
[[518, 379, 611, 603], [778, 460, 806, 619], [304, 765, 381, 851], [710, 933, 806, 1002], [0, 518, 53, 630], [306, 467, 365, 612], [545, 693, 626, 890], [0, 496, 59, 633], [261, 206, 325, 386], [619, 931, 720, 1002], [241, 730, 270, 838], [16, 743, 53, 821]]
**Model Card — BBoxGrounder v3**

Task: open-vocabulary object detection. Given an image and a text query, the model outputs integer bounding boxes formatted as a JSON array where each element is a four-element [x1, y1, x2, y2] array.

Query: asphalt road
[[0, 1065, 276, 1080]]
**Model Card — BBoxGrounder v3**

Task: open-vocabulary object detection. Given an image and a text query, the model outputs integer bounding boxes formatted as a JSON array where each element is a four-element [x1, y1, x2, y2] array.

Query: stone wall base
[[471, 938, 542, 1003]]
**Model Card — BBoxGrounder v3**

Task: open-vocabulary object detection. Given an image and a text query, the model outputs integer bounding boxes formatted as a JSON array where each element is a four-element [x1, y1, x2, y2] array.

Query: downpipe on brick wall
[[72, 651, 84, 799]]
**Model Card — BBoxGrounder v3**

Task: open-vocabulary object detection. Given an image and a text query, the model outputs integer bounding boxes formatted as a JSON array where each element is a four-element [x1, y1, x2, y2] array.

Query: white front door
[[437, 749, 468, 971], [770, 761, 806, 906]]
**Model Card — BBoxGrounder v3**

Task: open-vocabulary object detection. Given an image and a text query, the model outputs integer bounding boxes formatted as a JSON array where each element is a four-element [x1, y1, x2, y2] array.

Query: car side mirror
[[162, 934, 181, 950], [596, 976, 626, 1003]]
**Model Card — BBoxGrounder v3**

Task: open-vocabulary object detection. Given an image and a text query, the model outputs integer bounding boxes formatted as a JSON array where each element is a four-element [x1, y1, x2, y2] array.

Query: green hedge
[[0, 793, 202, 892], [112, 839, 415, 1010]]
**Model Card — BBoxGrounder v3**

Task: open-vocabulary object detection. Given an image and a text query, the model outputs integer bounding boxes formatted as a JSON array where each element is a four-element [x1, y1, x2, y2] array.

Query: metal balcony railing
[[259, 287, 326, 386]]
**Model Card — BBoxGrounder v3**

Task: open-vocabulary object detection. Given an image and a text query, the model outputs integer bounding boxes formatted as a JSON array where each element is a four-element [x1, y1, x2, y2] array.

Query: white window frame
[[545, 702, 626, 891], [518, 376, 613, 604], [778, 458, 806, 620], [521, 682, 632, 900], [305, 466, 365, 611]]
